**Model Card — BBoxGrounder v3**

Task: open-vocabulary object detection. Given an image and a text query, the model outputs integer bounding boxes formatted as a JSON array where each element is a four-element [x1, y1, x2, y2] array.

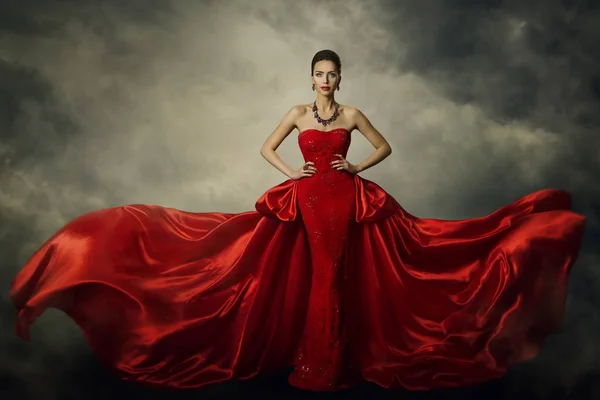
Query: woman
[[10, 49, 585, 392]]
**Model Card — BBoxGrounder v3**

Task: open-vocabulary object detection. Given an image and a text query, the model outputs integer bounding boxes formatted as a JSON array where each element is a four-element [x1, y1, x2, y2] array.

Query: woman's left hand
[[331, 154, 360, 174]]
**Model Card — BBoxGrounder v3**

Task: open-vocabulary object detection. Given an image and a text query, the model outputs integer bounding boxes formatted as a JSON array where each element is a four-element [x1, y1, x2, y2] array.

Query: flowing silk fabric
[[10, 129, 585, 391]]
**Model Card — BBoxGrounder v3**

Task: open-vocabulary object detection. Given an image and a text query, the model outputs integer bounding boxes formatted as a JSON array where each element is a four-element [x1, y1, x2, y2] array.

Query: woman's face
[[312, 60, 340, 95]]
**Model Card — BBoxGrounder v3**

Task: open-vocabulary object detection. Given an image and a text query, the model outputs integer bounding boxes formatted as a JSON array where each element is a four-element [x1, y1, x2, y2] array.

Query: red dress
[[10, 128, 585, 392]]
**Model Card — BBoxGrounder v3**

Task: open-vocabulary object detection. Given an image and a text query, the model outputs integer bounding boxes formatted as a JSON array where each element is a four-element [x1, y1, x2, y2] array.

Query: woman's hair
[[311, 49, 342, 75]]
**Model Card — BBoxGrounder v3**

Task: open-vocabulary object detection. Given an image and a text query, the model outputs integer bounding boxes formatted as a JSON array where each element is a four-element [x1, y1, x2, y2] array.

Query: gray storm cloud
[[1, 0, 599, 398]]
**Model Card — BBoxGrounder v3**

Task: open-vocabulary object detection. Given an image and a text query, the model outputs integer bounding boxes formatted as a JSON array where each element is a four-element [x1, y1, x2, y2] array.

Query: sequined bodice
[[298, 128, 351, 173]]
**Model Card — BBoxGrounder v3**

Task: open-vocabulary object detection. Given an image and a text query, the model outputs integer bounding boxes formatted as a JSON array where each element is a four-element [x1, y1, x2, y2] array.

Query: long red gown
[[10, 128, 585, 392]]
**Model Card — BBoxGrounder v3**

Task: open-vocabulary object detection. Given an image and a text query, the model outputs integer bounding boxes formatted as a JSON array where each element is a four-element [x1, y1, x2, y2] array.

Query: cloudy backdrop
[[1, 0, 599, 399]]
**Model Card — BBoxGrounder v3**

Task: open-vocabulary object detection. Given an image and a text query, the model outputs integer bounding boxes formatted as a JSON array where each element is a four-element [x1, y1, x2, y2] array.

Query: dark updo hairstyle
[[311, 49, 342, 75]]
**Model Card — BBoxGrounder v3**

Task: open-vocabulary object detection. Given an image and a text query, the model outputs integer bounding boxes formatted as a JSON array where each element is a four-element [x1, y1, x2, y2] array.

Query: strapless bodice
[[298, 128, 351, 171]]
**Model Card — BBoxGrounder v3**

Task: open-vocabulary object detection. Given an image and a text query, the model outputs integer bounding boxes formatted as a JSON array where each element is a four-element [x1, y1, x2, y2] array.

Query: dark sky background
[[1, 0, 600, 399]]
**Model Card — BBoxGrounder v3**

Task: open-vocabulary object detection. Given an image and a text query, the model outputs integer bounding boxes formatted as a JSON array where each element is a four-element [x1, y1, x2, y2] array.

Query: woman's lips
[[320, 86, 330, 90]]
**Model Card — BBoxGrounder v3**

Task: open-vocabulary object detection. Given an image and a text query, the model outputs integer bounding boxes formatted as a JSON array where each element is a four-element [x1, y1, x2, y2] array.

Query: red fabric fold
[[255, 179, 298, 221], [353, 175, 397, 222], [347, 189, 584, 389]]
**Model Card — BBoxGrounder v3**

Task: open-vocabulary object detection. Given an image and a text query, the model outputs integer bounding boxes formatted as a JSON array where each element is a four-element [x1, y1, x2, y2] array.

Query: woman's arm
[[260, 106, 316, 180], [332, 107, 392, 174]]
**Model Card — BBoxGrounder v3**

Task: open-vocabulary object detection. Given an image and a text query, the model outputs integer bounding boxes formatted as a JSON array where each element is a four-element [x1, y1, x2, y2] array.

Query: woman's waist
[[297, 171, 354, 189], [303, 154, 347, 164]]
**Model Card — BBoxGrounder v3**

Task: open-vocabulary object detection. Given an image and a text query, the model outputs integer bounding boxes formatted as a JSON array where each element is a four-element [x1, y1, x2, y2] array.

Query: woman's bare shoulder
[[297, 103, 313, 112], [339, 103, 359, 114], [339, 104, 363, 125], [284, 104, 309, 119]]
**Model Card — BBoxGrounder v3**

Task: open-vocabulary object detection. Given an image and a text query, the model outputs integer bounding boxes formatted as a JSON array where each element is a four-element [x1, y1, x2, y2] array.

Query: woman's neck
[[314, 95, 336, 112]]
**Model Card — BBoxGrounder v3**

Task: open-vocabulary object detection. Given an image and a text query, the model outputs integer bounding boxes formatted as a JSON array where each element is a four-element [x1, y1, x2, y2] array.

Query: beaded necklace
[[312, 101, 339, 127]]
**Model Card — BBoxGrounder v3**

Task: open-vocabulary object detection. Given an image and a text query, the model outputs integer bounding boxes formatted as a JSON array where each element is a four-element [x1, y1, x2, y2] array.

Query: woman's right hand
[[290, 161, 317, 180]]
